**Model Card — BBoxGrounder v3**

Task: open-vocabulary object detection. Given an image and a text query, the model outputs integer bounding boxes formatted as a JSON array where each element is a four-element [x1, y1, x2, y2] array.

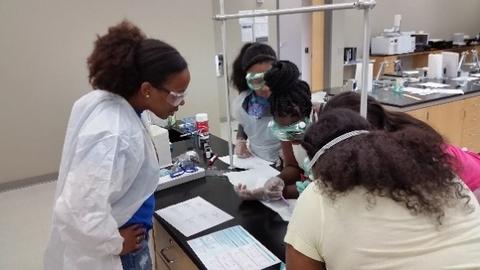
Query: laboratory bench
[[153, 135, 287, 270], [324, 78, 480, 152]]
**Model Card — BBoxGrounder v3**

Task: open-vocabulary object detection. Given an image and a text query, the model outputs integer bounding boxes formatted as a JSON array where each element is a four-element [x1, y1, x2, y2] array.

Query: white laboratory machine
[[371, 14, 415, 55]]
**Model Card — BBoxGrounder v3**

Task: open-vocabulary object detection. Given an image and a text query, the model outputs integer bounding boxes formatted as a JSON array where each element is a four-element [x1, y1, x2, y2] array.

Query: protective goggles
[[302, 130, 369, 179], [268, 118, 311, 142], [245, 72, 266, 91], [166, 89, 187, 107], [159, 86, 188, 107]]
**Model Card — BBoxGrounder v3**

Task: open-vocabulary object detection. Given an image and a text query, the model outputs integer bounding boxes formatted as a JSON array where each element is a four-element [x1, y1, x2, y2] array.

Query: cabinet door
[[461, 96, 480, 152], [406, 107, 429, 123], [155, 252, 170, 270], [153, 219, 199, 270], [426, 100, 465, 146]]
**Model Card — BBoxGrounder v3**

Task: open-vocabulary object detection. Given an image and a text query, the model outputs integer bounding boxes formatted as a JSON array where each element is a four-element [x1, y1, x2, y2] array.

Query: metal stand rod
[[214, 1, 375, 21], [360, 5, 371, 118], [219, 0, 235, 169]]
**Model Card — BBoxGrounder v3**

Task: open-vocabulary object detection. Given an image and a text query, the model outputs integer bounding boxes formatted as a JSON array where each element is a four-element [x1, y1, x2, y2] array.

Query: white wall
[[279, 0, 312, 84], [0, 0, 220, 183], [328, 0, 480, 87]]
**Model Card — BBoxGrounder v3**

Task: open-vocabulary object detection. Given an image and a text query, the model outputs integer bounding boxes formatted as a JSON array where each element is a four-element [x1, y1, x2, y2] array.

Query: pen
[[402, 93, 421, 101]]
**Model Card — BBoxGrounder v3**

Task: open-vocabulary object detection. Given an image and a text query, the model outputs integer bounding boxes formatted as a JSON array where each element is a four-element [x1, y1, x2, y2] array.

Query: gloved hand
[[235, 139, 253, 159], [234, 184, 267, 201], [264, 176, 285, 201], [234, 176, 285, 201], [295, 180, 312, 194]]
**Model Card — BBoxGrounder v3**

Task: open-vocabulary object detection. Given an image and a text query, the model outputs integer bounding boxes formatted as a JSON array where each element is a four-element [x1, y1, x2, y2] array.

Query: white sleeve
[[284, 183, 325, 262], [54, 134, 142, 256]]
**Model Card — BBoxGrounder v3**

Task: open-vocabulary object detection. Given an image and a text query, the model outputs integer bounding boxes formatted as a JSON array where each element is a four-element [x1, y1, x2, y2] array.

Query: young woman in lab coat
[[231, 42, 281, 162], [323, 91, 480, 200], [44, 21, 190, 270], [285, 109, 480, 269], [235, 61, 315, 201]]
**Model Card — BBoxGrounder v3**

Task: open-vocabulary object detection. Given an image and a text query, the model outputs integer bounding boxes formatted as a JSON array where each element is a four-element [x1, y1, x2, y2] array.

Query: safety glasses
[[158, 86, 188, 107], [245, 72, 266, 91], [268, 118, 311, 142]]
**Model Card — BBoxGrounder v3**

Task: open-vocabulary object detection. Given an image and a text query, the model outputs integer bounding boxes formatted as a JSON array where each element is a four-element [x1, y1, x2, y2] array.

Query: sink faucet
[[376, 61, 389, 80], [457, 51, 468, 77], [471, 49, 480, 73], [394, 60, 403, 74]]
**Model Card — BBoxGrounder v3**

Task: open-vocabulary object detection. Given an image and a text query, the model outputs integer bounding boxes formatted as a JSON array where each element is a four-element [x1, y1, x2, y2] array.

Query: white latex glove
[[235, 139, 253, 159], [263, 176, 285, 201], [234, 176, 285, 201], [234, 184, 268, 201]]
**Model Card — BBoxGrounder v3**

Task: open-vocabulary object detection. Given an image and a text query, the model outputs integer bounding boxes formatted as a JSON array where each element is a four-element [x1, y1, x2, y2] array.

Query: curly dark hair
[[264, 60, 312, 118], [231, 42, 276, 92], [301, 108, 471, 223], [324, 91, 443, 142], [87, 20, 187, 98]]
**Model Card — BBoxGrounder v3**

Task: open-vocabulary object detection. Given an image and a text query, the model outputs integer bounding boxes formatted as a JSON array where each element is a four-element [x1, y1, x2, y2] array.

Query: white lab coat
[[44, 90, 160, 270], [232, 91, 281, 162]]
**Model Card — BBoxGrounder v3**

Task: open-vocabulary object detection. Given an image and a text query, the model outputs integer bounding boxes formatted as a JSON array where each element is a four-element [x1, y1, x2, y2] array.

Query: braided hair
[[264, 60, 312, 118]]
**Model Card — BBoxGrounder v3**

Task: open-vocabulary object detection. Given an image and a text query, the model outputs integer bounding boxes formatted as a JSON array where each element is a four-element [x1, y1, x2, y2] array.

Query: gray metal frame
[[215, 0, 376, 168]]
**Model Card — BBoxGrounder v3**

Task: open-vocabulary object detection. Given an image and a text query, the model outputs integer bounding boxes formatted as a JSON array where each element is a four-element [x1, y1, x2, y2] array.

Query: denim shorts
[[120, 239, 152, 270]]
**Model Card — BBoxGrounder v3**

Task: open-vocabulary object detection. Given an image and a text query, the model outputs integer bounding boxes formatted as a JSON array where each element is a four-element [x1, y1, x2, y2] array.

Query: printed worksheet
[[188, 225, 281, 270], [224, 165, 279, 189], [156, 196, 233, 237], [219, 154, 272, 170], [261, 199, 297, 221]]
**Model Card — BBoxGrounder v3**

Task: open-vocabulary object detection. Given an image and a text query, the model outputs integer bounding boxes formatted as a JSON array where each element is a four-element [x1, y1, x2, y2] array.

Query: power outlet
[[215, 54, 224, 77]]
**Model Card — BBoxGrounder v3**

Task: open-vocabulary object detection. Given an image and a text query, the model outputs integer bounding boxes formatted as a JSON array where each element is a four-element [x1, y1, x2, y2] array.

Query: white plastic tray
[[156, 167, 206, 191]]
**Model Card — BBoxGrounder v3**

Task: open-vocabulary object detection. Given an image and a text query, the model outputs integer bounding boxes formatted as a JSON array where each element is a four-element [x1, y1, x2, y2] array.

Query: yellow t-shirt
[[284, 181, 480, 270]]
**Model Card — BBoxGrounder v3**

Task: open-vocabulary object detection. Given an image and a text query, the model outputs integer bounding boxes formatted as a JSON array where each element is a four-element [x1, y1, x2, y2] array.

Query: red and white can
[[195, 113, 209, 135]]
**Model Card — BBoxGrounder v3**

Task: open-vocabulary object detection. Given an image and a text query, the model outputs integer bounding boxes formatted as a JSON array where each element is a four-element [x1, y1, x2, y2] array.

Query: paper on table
[[219, 154, 272, 169], [418, 82, 449, 88], [261, 199, 297, 221], [403, 87, 464, 95], [435, 89, 465, 94], [155, 196, 233, 237], [188, 225, 281, 270], [451, 76, 480, 82], [224, 165, 279, 189], [403, 70, 419, 76]]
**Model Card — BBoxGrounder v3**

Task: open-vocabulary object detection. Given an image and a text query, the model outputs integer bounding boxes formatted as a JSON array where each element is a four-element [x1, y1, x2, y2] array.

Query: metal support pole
[[214, 1, 374, 21], [219, 0, 235, 169], [360, 4, 371, 118]]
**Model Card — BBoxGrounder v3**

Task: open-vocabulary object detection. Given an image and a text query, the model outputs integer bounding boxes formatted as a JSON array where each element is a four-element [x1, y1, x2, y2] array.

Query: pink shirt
[[444, 144, 480, 191]]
